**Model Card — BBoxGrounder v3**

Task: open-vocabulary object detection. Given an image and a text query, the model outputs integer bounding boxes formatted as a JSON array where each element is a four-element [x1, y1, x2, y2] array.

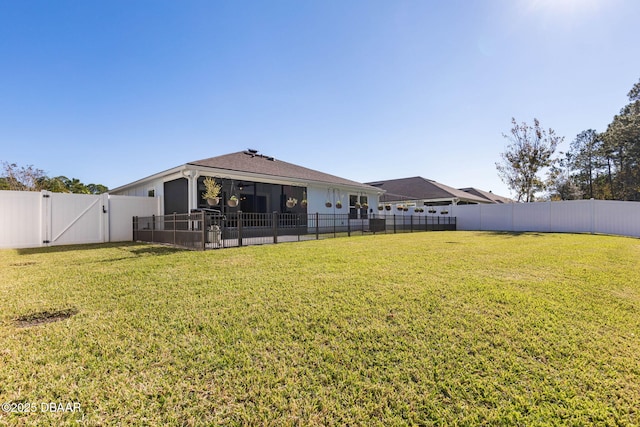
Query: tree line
[[0, 161, 108, 194], [497, 77, 640, 202]]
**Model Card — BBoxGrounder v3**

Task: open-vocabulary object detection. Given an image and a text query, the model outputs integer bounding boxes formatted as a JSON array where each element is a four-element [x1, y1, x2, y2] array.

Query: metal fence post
[[315, 212, 319, 240], [151, 214, 155, 242], [410, 215, 413, 233], [393, 214, 397, 234], [173, 213, 177, 246], [273, 211, 278, 244], [347, 215, 351, 237], [201, 211, 206, 250], [133, 216, 137, 242], [238, 211, 243, 247]]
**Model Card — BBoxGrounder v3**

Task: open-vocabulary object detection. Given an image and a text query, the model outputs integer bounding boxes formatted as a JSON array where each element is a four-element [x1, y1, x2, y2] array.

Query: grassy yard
[[1, 231, 639, 426]]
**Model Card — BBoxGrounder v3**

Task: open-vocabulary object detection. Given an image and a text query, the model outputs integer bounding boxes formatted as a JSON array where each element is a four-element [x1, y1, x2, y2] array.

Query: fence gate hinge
[[43, 194, 50, 198], [43, 240, 50, 244]]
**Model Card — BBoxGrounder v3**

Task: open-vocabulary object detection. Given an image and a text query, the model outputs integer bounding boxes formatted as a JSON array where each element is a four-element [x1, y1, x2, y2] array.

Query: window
[[349, 195, 369, 219]]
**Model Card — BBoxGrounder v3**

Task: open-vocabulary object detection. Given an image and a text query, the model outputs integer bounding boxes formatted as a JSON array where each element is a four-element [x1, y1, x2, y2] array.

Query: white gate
[[43, 192, 109, 246]]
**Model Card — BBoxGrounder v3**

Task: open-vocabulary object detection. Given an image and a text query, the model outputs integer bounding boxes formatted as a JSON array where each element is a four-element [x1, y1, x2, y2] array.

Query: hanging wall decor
[[228, 180, 239, 207]]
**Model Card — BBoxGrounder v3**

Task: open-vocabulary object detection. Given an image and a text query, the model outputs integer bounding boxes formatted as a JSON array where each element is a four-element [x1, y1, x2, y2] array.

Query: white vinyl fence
[[0, 191, 161, 249], [446, 200, 640, 238]]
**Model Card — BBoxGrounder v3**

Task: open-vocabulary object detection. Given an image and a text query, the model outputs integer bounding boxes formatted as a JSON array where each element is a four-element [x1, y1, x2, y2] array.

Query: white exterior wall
[[306, 185, 380, 215], [114, 177, 165, 199]]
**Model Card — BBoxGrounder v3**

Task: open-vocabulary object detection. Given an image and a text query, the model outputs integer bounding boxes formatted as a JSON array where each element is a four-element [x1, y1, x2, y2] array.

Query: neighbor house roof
[[459, 187, 514, 204], [366, 176, 491, 204], [188, 151, 378, 191]]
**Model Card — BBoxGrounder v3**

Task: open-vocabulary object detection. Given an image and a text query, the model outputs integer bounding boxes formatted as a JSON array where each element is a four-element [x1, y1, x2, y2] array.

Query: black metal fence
[[133, 211, 456, 250]]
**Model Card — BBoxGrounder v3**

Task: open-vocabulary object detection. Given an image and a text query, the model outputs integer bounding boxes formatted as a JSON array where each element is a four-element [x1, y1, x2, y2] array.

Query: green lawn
[[1, 232, 639, 426]]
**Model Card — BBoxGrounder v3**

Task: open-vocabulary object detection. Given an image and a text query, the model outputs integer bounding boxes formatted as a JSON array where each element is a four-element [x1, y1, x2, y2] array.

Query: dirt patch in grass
[[14, 308, 78, 328], [9, 261, 37, 266]]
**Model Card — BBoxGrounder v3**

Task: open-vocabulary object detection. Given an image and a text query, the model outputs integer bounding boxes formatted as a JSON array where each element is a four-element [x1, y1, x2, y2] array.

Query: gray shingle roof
[[188, 151, 379, 191], [459, 187, 514, 204], [366, 176, 491, 203]]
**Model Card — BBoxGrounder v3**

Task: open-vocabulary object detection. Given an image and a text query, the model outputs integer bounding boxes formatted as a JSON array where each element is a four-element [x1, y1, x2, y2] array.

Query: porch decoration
[[397, 205, 405, 211], [428, 208, 436, 214], [378, 205, 384, 211], [336, 200, 343, 209], [325, 201, 332, 208], [385, 204, 391, 211], [227, 180, 239, 207], [440, 209, 449, 215], [301, 191, 307, 208], [325, 189, 333, 208], [354, 201, 361, 209], [286, 197, 298, 208], [361, 195, 368, 209], [202, 177, 222, 206]]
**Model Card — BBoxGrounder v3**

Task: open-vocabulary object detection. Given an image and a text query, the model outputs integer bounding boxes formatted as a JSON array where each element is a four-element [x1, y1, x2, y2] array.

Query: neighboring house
[[458, 187, 514, 204], [366, 176, 502, 207], [110, 150, 383, 218]]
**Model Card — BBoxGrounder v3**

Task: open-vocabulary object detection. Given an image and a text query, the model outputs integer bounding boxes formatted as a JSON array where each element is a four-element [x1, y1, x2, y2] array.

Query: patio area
[[133, 211, 457, 250]]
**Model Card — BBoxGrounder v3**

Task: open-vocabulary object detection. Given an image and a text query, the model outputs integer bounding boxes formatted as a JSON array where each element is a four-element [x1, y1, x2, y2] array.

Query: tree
[[546, 163, 581, 201], [1, 162, 109, 194], [566, 129, 603, 199], [601, 78, 640, 200], [496, 118, 564, 202], [0, 161, 46, 191]]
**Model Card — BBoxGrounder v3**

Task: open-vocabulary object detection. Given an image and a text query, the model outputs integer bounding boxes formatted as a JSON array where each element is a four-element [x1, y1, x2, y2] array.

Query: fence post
[[347, 215, 351, 237], [273, 211, 278, 244], [297, 214, 301, 242], [238, 211, 243, 247], [201, 211, 206, 250], [315, 212, 319, 240], [173, 213, 177, 246], [133, 216, 137, 242], [152, 214, 155, 243], [393, 214, 397, 234], [410, 215, 413, 233]]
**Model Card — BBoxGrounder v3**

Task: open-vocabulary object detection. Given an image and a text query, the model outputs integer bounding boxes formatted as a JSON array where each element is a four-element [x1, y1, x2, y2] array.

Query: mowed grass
[[1, 232, 639, 426]]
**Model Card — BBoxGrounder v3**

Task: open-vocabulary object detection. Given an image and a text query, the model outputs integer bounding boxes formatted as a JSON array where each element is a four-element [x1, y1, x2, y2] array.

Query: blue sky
[[1, 0, 639, 198]]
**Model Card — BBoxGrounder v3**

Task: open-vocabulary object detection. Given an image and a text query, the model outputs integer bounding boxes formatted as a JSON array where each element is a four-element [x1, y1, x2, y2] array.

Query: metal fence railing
[[133, 211, 456, 250]]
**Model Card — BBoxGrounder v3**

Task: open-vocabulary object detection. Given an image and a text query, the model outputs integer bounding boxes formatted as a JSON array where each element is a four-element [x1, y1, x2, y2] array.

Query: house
[[110, 150, 383, 218], [366, 176, 507, 209], [458, 187, 514, 204]]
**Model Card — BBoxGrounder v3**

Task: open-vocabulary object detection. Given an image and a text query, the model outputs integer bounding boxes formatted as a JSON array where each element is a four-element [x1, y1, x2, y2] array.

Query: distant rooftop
[[459, 187, 514, 204], [367, 176, 491, 204]]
